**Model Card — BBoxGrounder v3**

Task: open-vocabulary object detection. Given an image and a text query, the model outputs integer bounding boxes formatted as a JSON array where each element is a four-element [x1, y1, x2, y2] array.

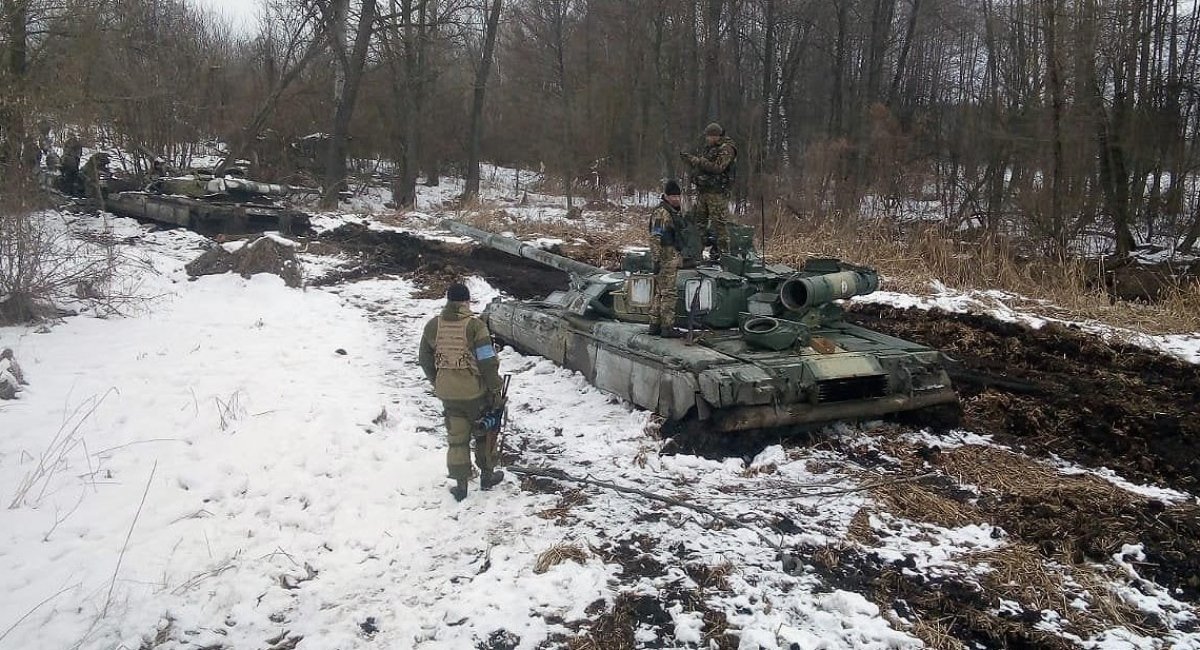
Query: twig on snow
[[102, 460, 157, 618], [0, 583, 80, 644]]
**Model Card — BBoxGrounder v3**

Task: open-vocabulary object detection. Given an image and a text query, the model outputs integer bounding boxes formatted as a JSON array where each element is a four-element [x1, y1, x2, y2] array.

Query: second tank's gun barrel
[[440, 219, 605, 278]]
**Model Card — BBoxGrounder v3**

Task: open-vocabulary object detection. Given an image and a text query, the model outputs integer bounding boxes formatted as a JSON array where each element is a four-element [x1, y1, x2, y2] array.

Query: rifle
[[484, 374, 512, 465]]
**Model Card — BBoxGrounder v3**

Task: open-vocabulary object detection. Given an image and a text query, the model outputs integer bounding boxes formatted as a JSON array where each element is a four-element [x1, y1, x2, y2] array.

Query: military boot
[[661, 327, 684, 339], [480, 469, 504, 490], [647, 323, 662, 336], [450, 479, 469, 502]]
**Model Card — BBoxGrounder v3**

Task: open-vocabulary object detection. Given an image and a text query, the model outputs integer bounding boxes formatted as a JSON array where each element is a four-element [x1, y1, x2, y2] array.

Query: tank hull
[[104, 192, 311, 236], [484, 301, 958, 433]]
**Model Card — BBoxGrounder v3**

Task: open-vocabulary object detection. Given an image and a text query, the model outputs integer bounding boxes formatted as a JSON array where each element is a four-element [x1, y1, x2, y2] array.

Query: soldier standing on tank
[[680, 122, 737, 260], [81, 152, 111, 210], [419, 283, 506, 501], [648, 180, 685, 338], [58, 138, 84, 196]]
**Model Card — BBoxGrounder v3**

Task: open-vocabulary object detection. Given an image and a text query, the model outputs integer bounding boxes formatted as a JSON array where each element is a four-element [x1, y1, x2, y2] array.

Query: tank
[[441, 219, 959, 433], [103, 173, 315, 236]]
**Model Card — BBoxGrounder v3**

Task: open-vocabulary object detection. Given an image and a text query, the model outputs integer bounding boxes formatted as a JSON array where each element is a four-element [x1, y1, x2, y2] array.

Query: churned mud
[[846, 304, 1200, 495], [316, 224, 568, 298]]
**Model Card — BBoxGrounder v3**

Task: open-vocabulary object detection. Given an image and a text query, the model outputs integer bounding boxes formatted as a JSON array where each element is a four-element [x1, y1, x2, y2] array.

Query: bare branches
[[8, 388, 117, 510]]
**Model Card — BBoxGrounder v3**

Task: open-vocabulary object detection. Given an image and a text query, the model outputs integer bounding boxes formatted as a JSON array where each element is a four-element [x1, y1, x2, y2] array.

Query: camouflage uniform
[[648, 197, 683, 331], [418, 302, 504, 485], [686, 135, 737, 256], [58, 139, 84, 196], [81, 153, 110, 210]]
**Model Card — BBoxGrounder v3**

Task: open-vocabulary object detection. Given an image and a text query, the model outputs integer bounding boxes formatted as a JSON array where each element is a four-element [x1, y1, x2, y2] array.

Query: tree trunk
[[0, 0, 29, 177], [701, 0, 721, 121], [887, 0, 922, 107], [217, 35, 326, 175], [321, 0, 378, 209], [1043, 0, 1067, 255], [463, 0, 503, 201], [758, 0, 775, 177]]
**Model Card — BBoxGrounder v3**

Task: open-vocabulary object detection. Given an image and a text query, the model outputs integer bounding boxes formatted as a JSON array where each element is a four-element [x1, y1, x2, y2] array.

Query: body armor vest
[[434, 317, 478, 373]]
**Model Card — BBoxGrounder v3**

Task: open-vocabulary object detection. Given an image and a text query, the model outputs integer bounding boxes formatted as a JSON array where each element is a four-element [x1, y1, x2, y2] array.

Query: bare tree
[[463, 0, 502, 201]]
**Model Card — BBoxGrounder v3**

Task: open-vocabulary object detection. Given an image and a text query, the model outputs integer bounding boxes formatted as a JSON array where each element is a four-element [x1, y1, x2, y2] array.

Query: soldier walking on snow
[[648, 180, 685, 338], [680, 122, 737, 260], [419, 283, 506, 501]]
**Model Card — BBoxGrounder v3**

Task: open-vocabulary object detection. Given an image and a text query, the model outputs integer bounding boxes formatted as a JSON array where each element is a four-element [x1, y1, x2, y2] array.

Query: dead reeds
[[534, 542, 590, 574]]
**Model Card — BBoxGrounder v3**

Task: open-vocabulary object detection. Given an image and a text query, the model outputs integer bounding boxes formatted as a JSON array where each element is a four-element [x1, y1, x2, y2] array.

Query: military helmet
[[704, 122, 724, 136]]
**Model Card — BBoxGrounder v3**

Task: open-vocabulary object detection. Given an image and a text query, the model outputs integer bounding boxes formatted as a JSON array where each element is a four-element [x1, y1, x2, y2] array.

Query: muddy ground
[[845, 305, 1200, 496], [316, 224, 569, 298]]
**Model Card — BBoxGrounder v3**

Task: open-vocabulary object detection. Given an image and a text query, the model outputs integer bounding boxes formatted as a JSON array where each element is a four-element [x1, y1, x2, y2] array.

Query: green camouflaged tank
[[104, 173, 315, 235], [442, 219, 958, 433]]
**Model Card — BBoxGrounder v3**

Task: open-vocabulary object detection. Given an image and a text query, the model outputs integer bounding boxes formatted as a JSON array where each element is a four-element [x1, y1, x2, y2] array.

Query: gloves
[[478, 408, 504, 433]]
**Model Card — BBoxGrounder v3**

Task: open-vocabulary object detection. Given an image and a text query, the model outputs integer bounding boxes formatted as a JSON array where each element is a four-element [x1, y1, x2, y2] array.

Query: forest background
[[3, 0, 1200, 275]]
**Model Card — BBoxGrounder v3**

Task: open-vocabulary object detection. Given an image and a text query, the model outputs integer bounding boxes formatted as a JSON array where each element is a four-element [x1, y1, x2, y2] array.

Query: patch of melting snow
[[1051, 455, 1196, 504]]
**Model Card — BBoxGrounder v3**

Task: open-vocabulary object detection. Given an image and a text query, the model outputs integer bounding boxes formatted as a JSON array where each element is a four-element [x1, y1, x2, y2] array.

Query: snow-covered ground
[[3, 190, 1198, 648]]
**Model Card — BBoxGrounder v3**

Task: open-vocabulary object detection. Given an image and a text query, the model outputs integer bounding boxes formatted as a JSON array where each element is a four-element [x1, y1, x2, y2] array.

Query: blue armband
[[475, 344, 497, 360]]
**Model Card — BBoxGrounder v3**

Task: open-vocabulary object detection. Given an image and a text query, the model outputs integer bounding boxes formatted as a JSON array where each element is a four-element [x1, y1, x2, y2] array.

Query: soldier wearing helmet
[[680, 122, 737, 260], [418, 283, 506, 501], [81, 151, 112, 210]]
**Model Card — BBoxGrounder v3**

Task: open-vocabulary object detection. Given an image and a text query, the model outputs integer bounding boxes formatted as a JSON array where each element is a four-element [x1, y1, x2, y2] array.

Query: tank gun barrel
[[779, 269, 879, 311], [440, 219, 605, 278]]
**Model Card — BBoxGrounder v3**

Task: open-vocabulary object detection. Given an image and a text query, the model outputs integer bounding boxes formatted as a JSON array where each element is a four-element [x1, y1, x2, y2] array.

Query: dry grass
[[870, 479, 978, 529], [846, 506, 878, 545], [534, 542, 590, 574], [935, 446, 1124, 504], [762, 211, 1200, 334], [535, 488, 590, 521], [970, 543, 1154, 638], [845, 441, 1180, 644]]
